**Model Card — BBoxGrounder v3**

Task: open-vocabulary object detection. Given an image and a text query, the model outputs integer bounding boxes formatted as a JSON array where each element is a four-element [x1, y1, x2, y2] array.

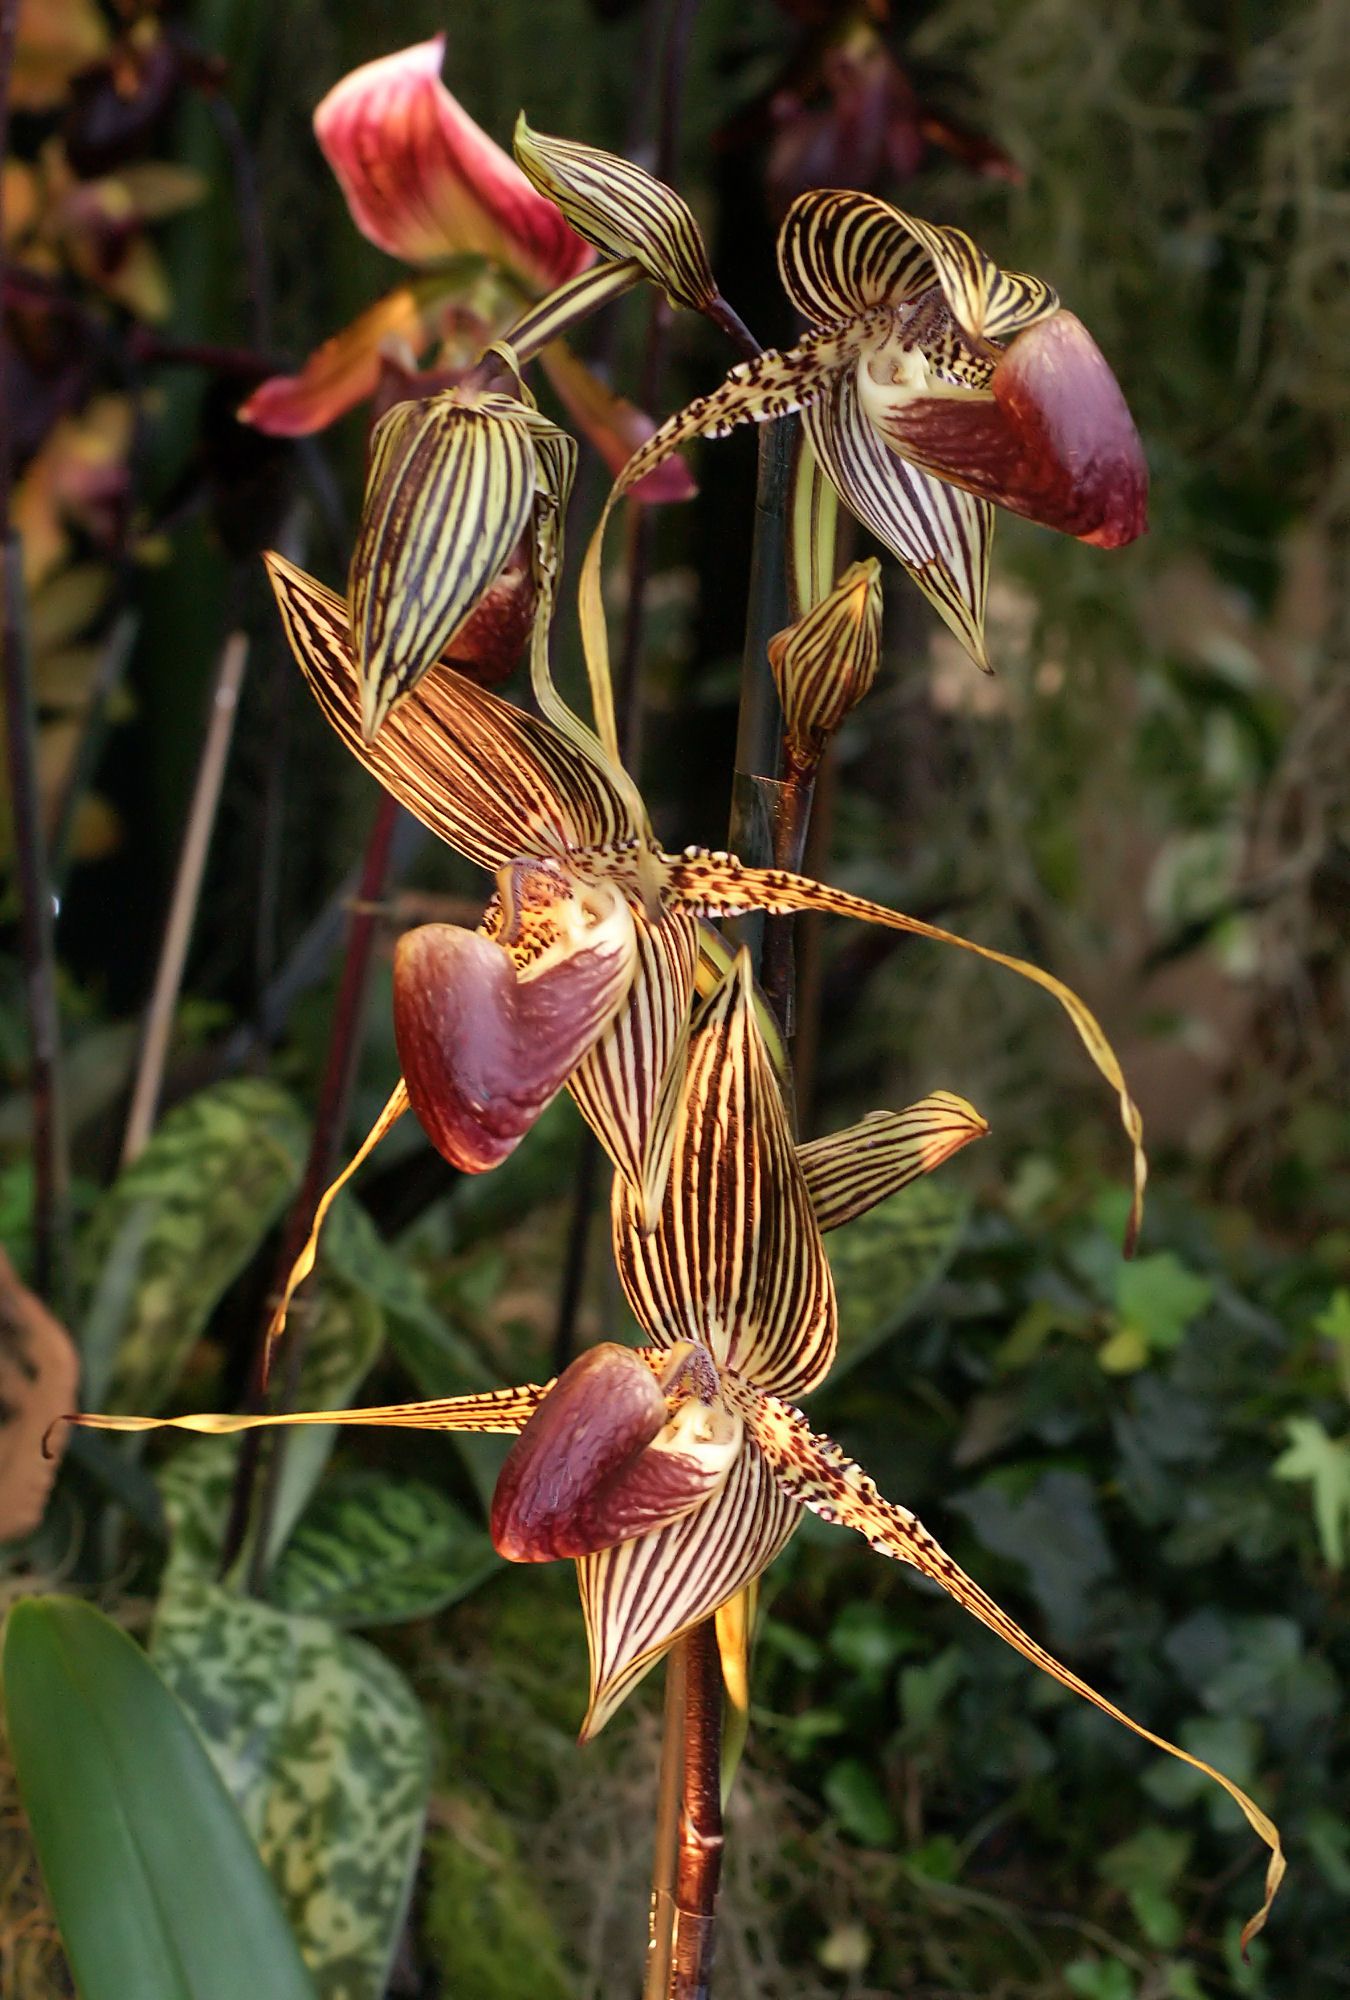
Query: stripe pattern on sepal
[[612, 955, 836, 1401], [800, 1092, 989, 1234], [779, 187, 936, 325], [768, 557, 882, 764], [888, 210, 1059, 343], [514, 117, 716, 311], [575, 1433, 800, 1739], [499, 257, 645, 364], [731, 1381, 1284, 1953]]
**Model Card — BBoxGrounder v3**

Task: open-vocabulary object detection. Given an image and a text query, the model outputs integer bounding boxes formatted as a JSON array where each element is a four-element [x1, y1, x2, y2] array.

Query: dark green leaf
[[823, 1178, 968, 1387]]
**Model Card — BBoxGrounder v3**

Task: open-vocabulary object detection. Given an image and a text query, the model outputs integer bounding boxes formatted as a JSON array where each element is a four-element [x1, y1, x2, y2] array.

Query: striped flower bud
[[767, 557, 882, 771]]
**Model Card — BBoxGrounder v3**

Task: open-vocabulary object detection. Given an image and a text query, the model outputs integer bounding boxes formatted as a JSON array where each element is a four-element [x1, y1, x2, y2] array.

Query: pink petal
[[238, 285, 428, 436], [872, 309, 1148, 548], [314, 36, 594, 289], [393, 864, 637, 1173]]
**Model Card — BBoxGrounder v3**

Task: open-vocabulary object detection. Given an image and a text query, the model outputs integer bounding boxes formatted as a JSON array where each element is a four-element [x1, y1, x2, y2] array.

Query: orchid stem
[[668, 1619, 726, 2000]]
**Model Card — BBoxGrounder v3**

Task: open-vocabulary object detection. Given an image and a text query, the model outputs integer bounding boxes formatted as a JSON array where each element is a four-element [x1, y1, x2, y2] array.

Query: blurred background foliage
[[1, 0, 1348, 1996]]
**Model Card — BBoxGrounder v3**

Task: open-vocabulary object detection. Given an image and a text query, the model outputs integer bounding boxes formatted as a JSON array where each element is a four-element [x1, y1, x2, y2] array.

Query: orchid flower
[[70, 957, 1283, 1947], [264, 533, 1146, 1296]]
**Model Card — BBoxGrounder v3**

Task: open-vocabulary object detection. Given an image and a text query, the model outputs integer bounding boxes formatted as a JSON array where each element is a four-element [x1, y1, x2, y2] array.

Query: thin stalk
[[667, 1619, 726, 2000], [120, 632, 248, 1166]]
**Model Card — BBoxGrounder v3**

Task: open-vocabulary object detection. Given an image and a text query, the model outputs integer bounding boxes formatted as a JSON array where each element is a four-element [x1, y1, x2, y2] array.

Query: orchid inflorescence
[[72, 37, 1284, 1952]]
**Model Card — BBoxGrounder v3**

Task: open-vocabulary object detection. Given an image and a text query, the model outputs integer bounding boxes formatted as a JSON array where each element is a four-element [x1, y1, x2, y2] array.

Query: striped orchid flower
[[71, 957, 1282, 1947], [579, 186, 1148, 678]]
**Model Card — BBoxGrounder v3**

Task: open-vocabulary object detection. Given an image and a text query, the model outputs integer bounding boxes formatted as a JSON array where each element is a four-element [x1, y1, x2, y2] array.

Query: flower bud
[[767, 558, 882, 770]]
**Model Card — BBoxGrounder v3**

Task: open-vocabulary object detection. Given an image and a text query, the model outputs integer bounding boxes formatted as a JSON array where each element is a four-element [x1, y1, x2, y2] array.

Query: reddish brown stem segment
[[669, 1619, 726, 1999]]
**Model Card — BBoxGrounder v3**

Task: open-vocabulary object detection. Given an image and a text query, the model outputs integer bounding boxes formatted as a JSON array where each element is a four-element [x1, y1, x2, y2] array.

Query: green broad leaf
[[323, 1194, 490, 1400], [1098, 1827, 1193, 1949], [1113, 1251, 1214, 1357], [1065, 1957, 1135, 2000], [1272, 1415, 1350, 1567], [823, 1757, 898, 1847], [152, 1578, 429, 2000], [271, 1469, 498, 1625], [78, 1079, 307, 1412], [3, 1596, 317, 2000], [823, 1178, 968, 1386]]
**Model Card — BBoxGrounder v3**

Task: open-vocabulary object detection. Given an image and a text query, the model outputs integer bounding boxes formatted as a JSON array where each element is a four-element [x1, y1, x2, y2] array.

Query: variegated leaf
[[732, 1383, 1284, 1952], [612, 954, 836, 1400], [568, 906, 700, 1231], [661, 853, 1146, 1250], [802, 364, 993, 672], [272, 1470, 497, 1626], [153, 1579, 429, 2000], [824, 1176, 969, 1386], [351, 393, 537, 737], [513, 117, 716, 311], [767, 557, 882, 767], [266, 555, 640, 868], [778, 187, 936, 327], [799, 1091, 987, 1233], [575, 1433, 799, 1739]]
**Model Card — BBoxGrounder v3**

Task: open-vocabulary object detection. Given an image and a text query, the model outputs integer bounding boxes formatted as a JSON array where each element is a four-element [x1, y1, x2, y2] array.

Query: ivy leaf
[[1112, 1251, 1214, 1360], [1272, 1415, 1350, 1568]]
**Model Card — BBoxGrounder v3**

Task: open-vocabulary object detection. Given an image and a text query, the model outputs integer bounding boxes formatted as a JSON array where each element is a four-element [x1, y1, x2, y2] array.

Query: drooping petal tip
[[315, 36, 593, 289]]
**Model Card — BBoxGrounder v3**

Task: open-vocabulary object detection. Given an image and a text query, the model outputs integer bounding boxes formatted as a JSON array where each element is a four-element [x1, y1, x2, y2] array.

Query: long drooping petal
[[613, 955, 836, 1399], [732, 1384, 1285, 1950], [393, 868, 638, 1173], [865, 310, 1149, 549], [575, 1433, 800, 1739], [237, 283, 433, 437], [568, 908, 701, 1232], [799, 1092, 989, 1233], [513, 118, 716, 312], [351, 391, 539, 735], [803, 365, 992, 670], [66, 1384, 550, 1440], [314, 36, 593, 288], [662, 853, 1147, 1250], [265, 556, 643, 868]]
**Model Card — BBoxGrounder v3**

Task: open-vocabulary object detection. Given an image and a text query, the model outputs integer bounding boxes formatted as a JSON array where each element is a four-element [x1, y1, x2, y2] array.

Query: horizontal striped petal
[[799, 1091, 989, 1233], [868, 310, 1148, 548], [735, 1383, 1284, 1952], [315, 36, 593, 288], [67, 1384, 549, 1441], [491, 1343, 739, 1562], [575, 1434, 800, 1739], [568, 907, 700, 1230], [513, 116, 715, 311], [537, 342, 698, 504], [264, 555, 641, 868], [394, 867, 638, 1173], [613, 954, 836, 1400], [237, 283, 431, 437], [351, 391, 538, 736], [779, 187, 936, 326], [660, 853, 1146, 1252], [767, 557, 882, 768], [803, 364, 992, 672]]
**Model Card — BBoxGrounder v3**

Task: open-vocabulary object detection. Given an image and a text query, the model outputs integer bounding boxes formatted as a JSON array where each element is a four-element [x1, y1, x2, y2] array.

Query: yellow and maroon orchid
[[69, 957, 1282, 1948]]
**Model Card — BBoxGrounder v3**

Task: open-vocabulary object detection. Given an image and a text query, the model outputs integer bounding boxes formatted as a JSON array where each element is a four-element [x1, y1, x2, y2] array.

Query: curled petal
[[576, 1434, 800, 1739], [537, 342, 697, 504], [661, 853, 1146, 1251], [613, 953, 837, 1399], [799, 1091, 989, 1233], [265, 555, 643, 868], [569, 908, 700, 1231], [315, 36, 592, 287], [351, 391, 539, 736], [768, 557, 882, 766], [491, 1342, 740, 1562], [394, 867, 638, 1173], [237, 284, 430, 436], [513, 116, 715, 311], [868, 310, 1148, 548], [733, 1382, 1285, 1952], [779, 187, 937, 326], [803, 365, 992, 671]]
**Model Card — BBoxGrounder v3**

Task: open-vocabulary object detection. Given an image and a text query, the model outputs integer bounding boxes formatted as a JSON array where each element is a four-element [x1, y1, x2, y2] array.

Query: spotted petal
[[613, 954, 836, 1399], [734, 1383, 1285, 1952], [800, 1092, 989, 1234], [315, 36, 592, 289], [661, 853, 1146, 1251], [569, 908, 700, 1230], [778, 187, 937, 327], [576, 1433, 800, 1739], [513, 117, 715, 311], [803, 365, 992, 671], [265, 555, 642, 869]]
